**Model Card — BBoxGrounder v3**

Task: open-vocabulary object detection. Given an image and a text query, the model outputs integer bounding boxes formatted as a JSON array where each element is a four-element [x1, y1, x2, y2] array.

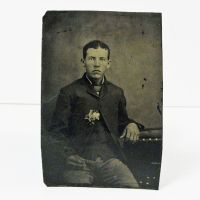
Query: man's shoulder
[[59, 78, 83, 94], [106, 80, 124, 94]]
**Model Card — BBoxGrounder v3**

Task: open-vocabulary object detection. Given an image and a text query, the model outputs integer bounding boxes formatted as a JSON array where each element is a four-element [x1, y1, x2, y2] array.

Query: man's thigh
[[97, 158, 139, 188]]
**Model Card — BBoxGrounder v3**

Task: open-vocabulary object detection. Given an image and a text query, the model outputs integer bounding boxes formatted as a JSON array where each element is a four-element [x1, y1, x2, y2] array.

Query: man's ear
[[81, 58, 85, 64], [81, 58, 86, 68], [107, 59, 112, 69]]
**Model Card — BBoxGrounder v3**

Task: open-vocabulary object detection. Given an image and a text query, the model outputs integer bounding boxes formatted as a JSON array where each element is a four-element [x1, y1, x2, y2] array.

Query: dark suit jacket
[[50, 74, 144, 163]]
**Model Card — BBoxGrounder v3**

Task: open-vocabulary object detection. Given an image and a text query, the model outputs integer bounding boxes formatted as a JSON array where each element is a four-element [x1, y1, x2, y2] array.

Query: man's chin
[[91, 74, 102, 79]]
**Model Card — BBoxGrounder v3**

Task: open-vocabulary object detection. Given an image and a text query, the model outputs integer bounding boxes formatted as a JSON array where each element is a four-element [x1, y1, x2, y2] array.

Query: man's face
[[83, 47, 111, 80]]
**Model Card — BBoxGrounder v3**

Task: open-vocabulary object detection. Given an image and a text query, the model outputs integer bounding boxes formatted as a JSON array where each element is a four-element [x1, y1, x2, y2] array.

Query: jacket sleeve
[[118, 89, 144, 134], [49, 88, 76, 157]]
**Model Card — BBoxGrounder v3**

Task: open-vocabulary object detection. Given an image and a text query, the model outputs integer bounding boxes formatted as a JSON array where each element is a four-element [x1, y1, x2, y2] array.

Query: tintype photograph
[[41, 11, 162, 190]]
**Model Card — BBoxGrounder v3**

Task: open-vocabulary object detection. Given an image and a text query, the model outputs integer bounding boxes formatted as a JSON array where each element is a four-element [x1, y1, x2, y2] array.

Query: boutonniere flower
[[84, 109, 100, 125]]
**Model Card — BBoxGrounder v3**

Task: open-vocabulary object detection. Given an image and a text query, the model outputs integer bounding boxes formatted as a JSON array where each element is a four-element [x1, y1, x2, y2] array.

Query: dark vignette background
[[41, 11, 162, 189], [42, 11, 162, 128]]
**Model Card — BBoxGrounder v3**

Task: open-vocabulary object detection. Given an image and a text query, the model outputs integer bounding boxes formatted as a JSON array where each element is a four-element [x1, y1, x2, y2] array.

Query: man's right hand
[[66, 154, 86, 168]]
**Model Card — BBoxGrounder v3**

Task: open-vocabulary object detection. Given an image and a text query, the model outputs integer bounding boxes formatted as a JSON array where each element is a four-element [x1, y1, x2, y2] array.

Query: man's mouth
[[92, 70, 101, 73]]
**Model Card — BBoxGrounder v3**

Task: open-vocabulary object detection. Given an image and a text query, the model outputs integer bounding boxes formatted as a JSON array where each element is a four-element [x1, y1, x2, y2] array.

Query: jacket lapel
[[99, 82, 108, 98], [87, 86, 100, 98], [82, 73, 108, 98]]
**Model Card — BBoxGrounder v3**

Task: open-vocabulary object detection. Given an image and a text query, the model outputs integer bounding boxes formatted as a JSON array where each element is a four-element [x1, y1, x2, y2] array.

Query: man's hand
[[66, 154, 86, 168], [120, 123, 140, 143]]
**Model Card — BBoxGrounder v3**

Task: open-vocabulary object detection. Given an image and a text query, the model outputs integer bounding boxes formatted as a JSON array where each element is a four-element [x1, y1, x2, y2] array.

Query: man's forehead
[[86, 47, 109, 57]]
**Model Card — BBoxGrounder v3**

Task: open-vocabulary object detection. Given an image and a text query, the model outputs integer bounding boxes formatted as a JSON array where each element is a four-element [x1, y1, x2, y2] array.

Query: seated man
[[49, 40, 144, 188]]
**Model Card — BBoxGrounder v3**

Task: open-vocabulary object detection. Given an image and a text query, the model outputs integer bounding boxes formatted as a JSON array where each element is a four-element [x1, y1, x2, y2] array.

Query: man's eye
[[100, 58, 106, 61]]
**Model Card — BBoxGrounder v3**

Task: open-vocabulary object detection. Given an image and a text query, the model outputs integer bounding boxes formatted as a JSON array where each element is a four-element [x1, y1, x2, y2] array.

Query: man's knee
[[63, 169, 94, 185], [100, 158, 139, 188]]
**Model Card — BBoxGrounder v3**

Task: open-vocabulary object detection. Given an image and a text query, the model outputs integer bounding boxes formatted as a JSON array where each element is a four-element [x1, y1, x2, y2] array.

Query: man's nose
[[94, 59, 100, 67]]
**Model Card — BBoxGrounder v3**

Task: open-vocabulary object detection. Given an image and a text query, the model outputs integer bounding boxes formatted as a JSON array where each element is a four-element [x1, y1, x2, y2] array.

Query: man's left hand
[[120, 123, 140, 143]]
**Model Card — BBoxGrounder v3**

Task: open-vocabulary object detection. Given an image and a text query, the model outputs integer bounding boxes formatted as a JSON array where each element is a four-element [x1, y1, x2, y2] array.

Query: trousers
[[63, 158, 139, 188]]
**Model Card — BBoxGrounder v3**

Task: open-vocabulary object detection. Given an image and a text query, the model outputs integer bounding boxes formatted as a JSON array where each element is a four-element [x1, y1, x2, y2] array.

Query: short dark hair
[[83, 40, 110, 59]]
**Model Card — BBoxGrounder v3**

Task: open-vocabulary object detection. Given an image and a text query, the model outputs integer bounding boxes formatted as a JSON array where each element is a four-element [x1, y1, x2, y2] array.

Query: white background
[[0, 0, 200, 199]]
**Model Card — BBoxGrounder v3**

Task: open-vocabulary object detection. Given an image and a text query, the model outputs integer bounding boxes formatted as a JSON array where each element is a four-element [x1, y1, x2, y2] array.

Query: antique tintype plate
[[41, 11, 162, 190]]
